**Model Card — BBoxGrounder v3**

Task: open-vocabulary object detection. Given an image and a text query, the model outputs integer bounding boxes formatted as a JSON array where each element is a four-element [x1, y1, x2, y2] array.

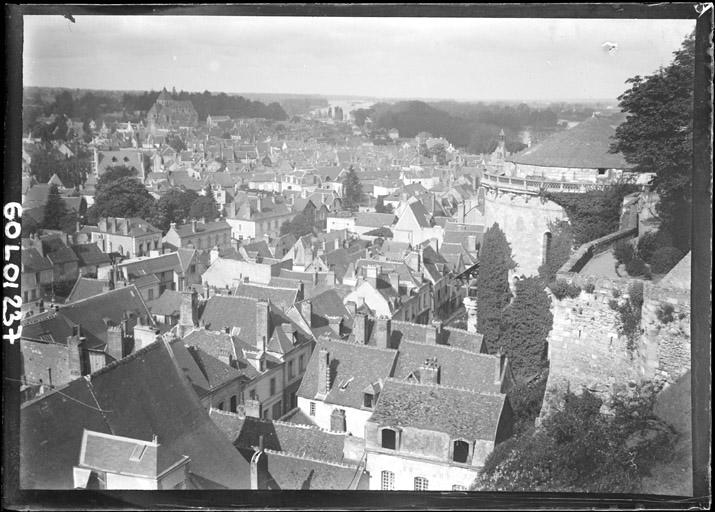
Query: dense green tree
[[611, 31, 694, 252], [476, 223, 516, 352], [499, 277, 553, 381], [342, 166, 363, 211], [42, 185, 69, 230], [188, 188, 219, 221], [473, 386, 676, 492], [374, 196, 393, 214], [152, 188, 199, 231], [538, 220, 574, 282], [166, 133, 187, 153], [92, 176, 156, 220], [97, 165, 138, 190], [280, 209, 315, 237]]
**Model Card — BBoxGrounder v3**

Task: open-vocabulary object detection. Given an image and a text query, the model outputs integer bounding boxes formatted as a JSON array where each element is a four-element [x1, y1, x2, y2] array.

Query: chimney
[[365, 265, 380, 288], [106, 325, 123, 361], [326, 315, 343, 336], [334, 237, 341, 251], [330, 408, 347, 433], [256, 300, 270, 350], [297, 281, 305, 302], [191, 220, 197, 233], [466, 235, 477, 252], [110, 217, 118, 233], [495, 350, 506, 384], [419, 357, 440, 385], [317, 348, 331, 396], [388, 272, 400, 294], [210, 246, 220, 265], [134, 323, 159, 350], [67, 335, 83, 379], [375, 316, 391, 349], [313, 271, 319, 285], [180, 289, 198, 327], [122, 218, 129, 235], [426, 320, 443, 345], [250, 436, 268, 490], [345, 301, 357, 317], [245, 399, 262, 418], [300, 299, 312, 327], [170, 222, 177, 231], [353, 312, 368, 344]]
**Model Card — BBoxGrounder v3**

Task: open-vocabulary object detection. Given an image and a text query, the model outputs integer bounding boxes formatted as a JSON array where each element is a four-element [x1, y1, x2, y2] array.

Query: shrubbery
[[549, 279, 581, 300], [625, 257, 650, 278], [613, 239, 635, 265], [584, 283, 595, 294], [656, 303, 676, 324], [650, 246, 685, 274]]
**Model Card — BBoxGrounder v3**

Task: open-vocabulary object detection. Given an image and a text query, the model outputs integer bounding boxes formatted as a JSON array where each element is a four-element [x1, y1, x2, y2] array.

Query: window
[[381, 428, 396, 450], [453, 440, 470, 463], [363, 393, 373, 408], [147, 289, 154, 301], [230, 395, 237, 413], [381, 471, 395, 491], [299, 354, 305, 373], [272, 400, 282, 419], [414, 477, 429, 491], [309, 402, 316, 416], [218, 401, 224, 411], [23, 291, 28, 302], [452, 485, 466, 491], [288, 360, 294, 379], [270, 377, 276, 396], [249, 389, 258, 400]]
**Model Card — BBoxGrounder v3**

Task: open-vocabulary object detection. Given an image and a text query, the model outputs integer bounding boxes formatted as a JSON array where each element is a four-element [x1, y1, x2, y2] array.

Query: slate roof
[[42, 236, 79, 264], [508, 115, 631, 169], [172, 220, 231, 238], [120, 252, 183, 278], [210, 410, 346, 464], [21, 339, 250, 489], [66, 277, 109, 303], [369, 379, 507, 441], [21, 338, 72, 389], [297, 337, 397, 409], [232, 283, 299, 311], [22, 247, 53, 273], [147, 289, 183, 317], [355, 212, 396, 228], [261, 450, 362, 490], [79, 429, 188, 479], [71, 244, 112, 268], [185, 345, 248, 391]]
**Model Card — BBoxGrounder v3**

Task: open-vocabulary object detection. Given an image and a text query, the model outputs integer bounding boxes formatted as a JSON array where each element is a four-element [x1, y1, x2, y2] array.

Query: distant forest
[[23, 87, 288, 130], [353, 100, 596, 154]]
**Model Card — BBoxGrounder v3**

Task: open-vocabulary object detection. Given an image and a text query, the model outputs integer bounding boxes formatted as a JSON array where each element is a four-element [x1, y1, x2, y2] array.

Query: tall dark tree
[[97, 165, 137, 190], [42, 185, 68, 230], [499, 277, 553, 381], [342, 166, 363, 211], [153, 188, 199, 231], [92, 177, 156, 220], [611, 31, 694, 251], [476, 223, 516, 352], [189, 188, 219, 222]]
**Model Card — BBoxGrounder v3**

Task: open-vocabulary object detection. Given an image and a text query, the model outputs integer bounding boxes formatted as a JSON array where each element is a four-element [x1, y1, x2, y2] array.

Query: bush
[[584, 283, 595, 294], [649, 246, 685, 274], [636, 231, 659, 262], [628, 281, 644, 308], [625, 257, 649, 277], [549, 279, 581, 300], [656, 303, 676, 324], [613, 240, 635, 265], [612, 289, 621, 298]]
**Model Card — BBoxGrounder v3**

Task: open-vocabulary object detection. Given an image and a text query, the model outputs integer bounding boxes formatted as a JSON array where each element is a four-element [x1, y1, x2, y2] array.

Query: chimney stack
[[375, 316, 392, 349], [317, 348, 331, 397], [106, 325, 123, 361], [122, 218, 129, 235], [426, 320, 443, 345], [210, 246, 220, 265], [245, 399, 262, 419], [300, 299, 312, 327], [250, 435, 268, 490], [365, 265, 381, 288], [388, 272, 400, 294], [180, 289, 198, 328], [67, 335, 83, 379], [256, 300, 271, 350], [419, 357, 440, 385], [326, 315, 343, 336], [330, 408, 347, 433], [191, 220, 197, 233], [353, 312, 368, 344], [495, 350, 506, 384], [345, 301, 357, 318]]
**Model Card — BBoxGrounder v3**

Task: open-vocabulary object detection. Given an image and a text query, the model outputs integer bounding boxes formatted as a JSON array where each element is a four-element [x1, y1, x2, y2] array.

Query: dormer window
[[381, 428, 397, 450], [363, 393, 373, 408], [452, 439, 470, 464]]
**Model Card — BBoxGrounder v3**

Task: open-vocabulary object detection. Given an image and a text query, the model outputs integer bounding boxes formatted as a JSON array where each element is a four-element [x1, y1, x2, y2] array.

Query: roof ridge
[[60, 284, 141, 308], [383, 377, 506, 397], [400, 339, 490, 357], [89, 339, 165, 378], [320, 336, 397, 353], [262, 448, 357, 469]]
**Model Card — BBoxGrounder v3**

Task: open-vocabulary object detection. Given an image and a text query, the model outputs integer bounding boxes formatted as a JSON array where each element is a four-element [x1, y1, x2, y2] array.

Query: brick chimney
[[326, 315, 343, 336], [67, 335, 83, 379], [106, 325, 123, 361], [300, 299, 312, 327], [245, 399, 262, 418], [191, 220, 197, 233], [317, 348, 331, 397], [419, 357, 440, 385], [210, 246, 220, 265], [330, 408, 347, 433], [297, 281, 305, 302], [256, 300, 271, 350], [494, 350, 506, 385], [353, 312, 368, 344], [426, 320, 443, 345], [179, 289, 198, 328], [375, 316, 391, 349], [121, 218, 129, 235], [365, 264, 381, 288]]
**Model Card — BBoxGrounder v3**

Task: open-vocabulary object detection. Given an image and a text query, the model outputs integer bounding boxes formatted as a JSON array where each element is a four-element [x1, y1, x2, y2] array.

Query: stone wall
[[481, 189, 567, 277]]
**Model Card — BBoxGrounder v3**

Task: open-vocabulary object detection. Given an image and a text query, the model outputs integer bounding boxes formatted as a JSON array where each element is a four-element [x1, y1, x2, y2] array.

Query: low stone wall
[[557, 227, 638, 277]]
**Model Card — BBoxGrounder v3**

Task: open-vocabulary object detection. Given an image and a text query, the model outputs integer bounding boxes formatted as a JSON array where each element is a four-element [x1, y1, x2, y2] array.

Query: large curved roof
[[509, 115, 632, 170]]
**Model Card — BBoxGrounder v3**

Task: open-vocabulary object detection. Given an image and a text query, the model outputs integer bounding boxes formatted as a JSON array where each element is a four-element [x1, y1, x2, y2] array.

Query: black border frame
[[3, 3, 711, 510]]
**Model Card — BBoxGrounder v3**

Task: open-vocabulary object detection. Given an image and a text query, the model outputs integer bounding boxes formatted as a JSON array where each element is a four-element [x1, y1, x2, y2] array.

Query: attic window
[[363, 393, 373, 408], [129, 444, 147, 461]]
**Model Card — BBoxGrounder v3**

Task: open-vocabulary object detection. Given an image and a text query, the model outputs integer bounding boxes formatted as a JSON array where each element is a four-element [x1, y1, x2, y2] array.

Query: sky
[[23, 15, 695, 102]]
